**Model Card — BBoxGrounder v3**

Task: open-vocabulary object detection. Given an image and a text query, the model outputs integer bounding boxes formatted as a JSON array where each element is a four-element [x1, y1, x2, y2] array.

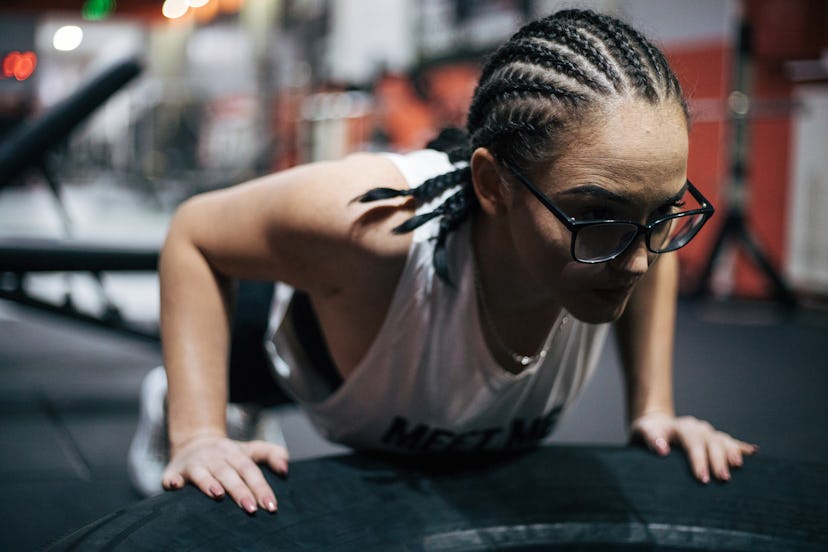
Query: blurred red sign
[[2, 51, 38, 81]]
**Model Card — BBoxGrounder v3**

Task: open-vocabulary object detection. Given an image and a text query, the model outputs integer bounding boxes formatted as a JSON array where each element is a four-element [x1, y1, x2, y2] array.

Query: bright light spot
[[2, 51, 38, 81], [188, 0, 210, 7], [162, 0, 189, 19], [53, 25, 84, 51], [82, 0, 116, 21]]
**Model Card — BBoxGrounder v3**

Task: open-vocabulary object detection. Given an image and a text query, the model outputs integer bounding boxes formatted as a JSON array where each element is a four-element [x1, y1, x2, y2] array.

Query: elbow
[[159, 196, 204, 273]]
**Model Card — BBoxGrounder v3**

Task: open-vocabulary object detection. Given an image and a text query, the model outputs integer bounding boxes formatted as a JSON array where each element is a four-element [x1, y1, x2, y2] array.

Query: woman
[[146, 9, 757, 514]]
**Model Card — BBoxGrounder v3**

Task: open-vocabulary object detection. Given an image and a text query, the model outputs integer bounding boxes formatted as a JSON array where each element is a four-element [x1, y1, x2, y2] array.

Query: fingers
[[672, 416, 758, 484], [243, 440, 290, 478], [726, 439, 759, 469], [724, 437, 749, 468], [706, 433, 731, 482], [162, 470, 185, 491], [636, 425, 672, 456], [188, 464, 229, 501], [630, 412, 673, 456], [637, 428, 671, 456], [739, 439, 760, 456], [225, 446, 279, 513], [674, 418, 712, 483], [163, 437, 287, 514]]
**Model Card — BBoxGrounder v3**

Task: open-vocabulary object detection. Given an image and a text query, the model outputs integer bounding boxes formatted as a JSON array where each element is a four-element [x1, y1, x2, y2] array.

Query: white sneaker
[[127, 366, 286, 497]]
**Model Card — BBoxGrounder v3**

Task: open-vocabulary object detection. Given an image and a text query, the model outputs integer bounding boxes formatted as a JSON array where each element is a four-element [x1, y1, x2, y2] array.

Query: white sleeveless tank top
[[265, 150, 609, 453]]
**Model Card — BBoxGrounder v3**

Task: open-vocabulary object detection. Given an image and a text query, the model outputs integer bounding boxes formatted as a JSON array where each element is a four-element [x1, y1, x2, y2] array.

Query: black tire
[[49, 446, 827, 551]]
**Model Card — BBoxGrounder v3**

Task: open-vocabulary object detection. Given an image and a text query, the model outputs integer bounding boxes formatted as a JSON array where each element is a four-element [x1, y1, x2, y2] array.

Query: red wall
[[666, 43, 731, 293], [668, 0, 827, 299]]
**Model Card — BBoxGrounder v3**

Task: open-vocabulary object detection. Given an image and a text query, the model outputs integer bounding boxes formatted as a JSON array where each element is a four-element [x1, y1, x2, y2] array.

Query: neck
[[471, 214, 562, 371], [471, 214, 559, 313]]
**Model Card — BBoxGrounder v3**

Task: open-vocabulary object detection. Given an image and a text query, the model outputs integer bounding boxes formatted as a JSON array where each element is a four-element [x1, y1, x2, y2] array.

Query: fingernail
[[700, 472, 710, 484], [242, 498, 257, 514], [654, 438, 669, 455], [266, 499, 277, 513], [209, 485, 224, 498]]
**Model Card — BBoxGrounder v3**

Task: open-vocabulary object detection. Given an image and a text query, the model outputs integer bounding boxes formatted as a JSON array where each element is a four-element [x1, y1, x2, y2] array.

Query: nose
[[609, 235, 651, 276]]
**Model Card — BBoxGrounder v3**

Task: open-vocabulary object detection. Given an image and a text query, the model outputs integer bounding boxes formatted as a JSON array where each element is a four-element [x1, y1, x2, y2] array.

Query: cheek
[[520, 221, 590, 292], [556, 262, 607, 304], [557, 263, 629, 323], [514, 206, 598, 287], [514, 219, 631, 323], [518, 214, 572, 278], [558, 262, 602, 288]]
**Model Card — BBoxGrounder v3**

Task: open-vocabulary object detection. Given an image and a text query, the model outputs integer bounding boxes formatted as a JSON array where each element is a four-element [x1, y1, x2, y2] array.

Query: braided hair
[[357, 8, 689, 283]]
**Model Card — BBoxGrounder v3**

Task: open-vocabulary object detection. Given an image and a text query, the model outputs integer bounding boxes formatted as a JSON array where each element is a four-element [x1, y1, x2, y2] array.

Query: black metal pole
[[694, 6, 796, 307]]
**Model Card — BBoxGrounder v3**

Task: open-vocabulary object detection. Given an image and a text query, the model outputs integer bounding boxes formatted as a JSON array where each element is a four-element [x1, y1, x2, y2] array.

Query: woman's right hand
[[162, 434, 289, 514]]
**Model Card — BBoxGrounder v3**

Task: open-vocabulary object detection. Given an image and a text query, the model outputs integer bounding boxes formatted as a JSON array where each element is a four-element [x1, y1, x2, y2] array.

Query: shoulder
[[174, 152, 428, 295]]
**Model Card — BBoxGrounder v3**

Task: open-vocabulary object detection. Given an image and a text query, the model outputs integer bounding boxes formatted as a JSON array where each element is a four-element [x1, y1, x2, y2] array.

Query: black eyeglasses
[[504, 162, 715, 264]]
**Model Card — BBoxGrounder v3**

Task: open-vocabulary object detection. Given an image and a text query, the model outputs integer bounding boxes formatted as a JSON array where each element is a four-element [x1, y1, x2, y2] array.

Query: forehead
[[545, 99, 689, 196]]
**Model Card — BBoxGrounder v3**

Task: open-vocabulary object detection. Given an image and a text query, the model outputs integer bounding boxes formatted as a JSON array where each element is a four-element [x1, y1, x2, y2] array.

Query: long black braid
[[357, 8, 689, 283]]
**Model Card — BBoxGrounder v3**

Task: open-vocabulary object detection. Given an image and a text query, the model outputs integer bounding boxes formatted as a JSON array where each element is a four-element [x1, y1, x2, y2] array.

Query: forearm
[[615, 252, 679, 423], [160, 209, 235, 454]]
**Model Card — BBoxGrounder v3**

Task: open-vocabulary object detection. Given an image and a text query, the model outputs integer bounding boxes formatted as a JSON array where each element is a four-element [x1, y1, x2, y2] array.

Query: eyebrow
[[558, 181, 689, 206], [558, 184, 631, 205], [663, 181, 689, 205]]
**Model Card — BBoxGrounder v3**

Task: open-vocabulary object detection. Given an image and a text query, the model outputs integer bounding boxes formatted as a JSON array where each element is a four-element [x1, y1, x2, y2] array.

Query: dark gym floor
[[1, 296, 827, 551]]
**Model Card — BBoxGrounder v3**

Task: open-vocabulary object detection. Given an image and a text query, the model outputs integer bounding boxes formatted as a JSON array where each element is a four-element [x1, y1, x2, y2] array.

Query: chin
[[565, 293, 631, 324]]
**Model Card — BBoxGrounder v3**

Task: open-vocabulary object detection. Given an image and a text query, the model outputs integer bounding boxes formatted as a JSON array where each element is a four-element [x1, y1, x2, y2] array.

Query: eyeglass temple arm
[[687, 181, 715, 213], [503, 161, 578, 229]]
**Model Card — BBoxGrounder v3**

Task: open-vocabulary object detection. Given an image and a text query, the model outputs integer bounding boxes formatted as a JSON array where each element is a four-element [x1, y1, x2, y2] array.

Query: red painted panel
[[665, 44, 731, 291], [663, 0, 827, 299]]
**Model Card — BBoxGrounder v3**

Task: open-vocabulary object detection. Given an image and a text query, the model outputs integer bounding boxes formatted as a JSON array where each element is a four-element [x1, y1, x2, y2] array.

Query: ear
[[470, 147, 509, 216]]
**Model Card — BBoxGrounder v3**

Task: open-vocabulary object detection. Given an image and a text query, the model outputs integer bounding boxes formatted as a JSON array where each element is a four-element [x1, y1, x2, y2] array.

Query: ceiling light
[[53, 25, 84, 51], [162, 0, 189, 19]]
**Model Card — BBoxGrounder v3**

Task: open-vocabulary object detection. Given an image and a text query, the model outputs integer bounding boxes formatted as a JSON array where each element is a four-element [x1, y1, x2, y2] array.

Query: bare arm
[[615, 252, 678, 424], [615, 253, 757, 483], [158, 154, 412, 511], [160, 203, 234, 457]]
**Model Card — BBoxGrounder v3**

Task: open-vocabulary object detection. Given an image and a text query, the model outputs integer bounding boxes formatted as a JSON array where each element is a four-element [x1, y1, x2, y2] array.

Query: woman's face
[[505, 98, 690, 323]]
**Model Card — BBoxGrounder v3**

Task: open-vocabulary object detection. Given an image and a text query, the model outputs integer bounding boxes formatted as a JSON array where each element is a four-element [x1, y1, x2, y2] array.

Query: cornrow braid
[[512, 20, 623, 91], [479, 38, 610, 95], [562, 11, 658, 101], [425, 126, 473, 163], [467, 70, 589, 131], [625, 26, 664, 80], [353, 165, 470, 204], [431, 187, 478, 281], [388, 186, 473, 237], [623, 25, 688, 115], [354, 164, 475, 283], [412, 166, 470, 204], [357, 9, 689, 283], [354, 165, 471, 206]]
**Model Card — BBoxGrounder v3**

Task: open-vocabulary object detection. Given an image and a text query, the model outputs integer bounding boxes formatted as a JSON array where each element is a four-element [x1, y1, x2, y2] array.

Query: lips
[[593, 284, 636, 302]]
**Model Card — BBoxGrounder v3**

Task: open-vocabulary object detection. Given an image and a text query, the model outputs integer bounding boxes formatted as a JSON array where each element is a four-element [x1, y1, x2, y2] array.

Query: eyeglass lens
[[575, 223, 638, 261], [573, 213, 707, 262]]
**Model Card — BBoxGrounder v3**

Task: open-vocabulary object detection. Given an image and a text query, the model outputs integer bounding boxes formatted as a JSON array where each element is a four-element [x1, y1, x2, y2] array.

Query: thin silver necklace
[[473, 267, 545, 367]]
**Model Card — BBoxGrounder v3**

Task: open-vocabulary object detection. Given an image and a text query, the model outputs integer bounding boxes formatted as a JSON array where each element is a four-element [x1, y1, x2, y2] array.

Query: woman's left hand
[[630, 412, 759, 483]]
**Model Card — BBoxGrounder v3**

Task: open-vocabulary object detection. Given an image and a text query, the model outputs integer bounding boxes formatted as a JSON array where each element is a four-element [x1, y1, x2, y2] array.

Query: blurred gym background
[[0, 1, 826, 550]]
